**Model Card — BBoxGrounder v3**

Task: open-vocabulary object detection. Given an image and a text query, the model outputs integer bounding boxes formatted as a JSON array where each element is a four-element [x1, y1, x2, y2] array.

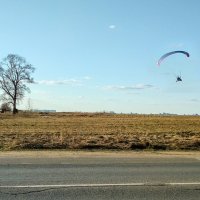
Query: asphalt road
[[0, 151, 200, 200]]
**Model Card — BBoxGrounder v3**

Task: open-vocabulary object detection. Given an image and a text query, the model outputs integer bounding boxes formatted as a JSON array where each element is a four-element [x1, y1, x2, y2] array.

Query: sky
[[0, 0, 200, 114]]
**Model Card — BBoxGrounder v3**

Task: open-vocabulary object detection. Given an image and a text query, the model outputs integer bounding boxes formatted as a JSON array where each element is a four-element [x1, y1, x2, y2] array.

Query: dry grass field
[[0, 112, 200, 150]]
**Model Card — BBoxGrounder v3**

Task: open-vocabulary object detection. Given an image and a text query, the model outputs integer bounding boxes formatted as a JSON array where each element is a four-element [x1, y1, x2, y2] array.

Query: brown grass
[[0, 112, 200, 150]]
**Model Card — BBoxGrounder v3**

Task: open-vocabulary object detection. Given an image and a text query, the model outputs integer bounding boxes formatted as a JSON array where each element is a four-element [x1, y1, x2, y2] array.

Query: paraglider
[[157, 50, 190, 82]]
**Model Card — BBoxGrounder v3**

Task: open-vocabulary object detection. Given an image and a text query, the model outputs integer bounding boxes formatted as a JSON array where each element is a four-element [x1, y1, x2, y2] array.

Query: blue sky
[[0, 0, 200, 114]]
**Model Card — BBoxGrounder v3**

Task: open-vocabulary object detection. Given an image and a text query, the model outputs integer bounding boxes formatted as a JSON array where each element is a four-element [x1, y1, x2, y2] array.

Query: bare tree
[[0, 102, 11, 113], [0, 54, 35, 114]]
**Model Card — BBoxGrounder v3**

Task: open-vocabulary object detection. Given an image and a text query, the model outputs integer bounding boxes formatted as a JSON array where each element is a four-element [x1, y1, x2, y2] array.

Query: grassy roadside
[[0, 112, 200, 151], [1, 150, 200, 159]]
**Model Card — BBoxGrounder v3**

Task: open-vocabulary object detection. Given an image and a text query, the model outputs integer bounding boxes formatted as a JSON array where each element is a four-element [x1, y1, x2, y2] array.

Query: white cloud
[[169, 42, 184, 49], [109, 25, 116, 29], [36, 76, 92, 86], [36, 79, 81, 85], [190, 98, 199, 102], [103, 84, 154, 91], [83, 76, 92, 80], [78, 96, 84, 99], [175, 43, 184, 48]]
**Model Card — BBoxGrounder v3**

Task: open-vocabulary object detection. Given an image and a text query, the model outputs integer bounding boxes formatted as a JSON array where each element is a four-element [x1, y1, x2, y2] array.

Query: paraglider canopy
[[157, 51, 190, 66]]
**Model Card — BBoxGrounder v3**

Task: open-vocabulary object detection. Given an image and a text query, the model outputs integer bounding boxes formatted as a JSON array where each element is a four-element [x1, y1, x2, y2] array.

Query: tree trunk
[[13, 98, 18, 114], [13, 108, 18, 114]]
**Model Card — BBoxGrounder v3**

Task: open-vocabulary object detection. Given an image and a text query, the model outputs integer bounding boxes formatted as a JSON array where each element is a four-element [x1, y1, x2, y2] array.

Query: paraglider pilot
[[176, 76, 182, 82]]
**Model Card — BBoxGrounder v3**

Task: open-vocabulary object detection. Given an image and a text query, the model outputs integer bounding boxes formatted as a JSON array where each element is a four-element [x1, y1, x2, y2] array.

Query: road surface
[[0, 151, 200, 199]]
